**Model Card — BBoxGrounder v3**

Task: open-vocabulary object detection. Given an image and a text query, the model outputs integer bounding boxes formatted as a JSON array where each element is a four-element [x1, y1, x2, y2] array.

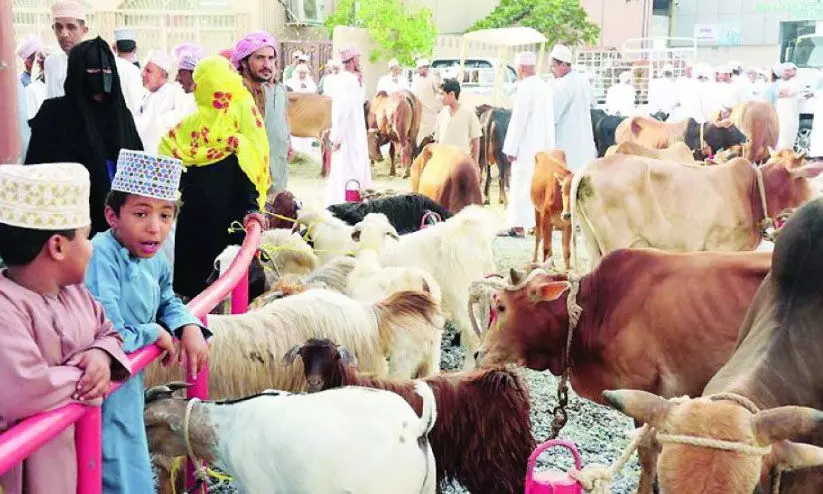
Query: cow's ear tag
[[531, 281, 568, 302]]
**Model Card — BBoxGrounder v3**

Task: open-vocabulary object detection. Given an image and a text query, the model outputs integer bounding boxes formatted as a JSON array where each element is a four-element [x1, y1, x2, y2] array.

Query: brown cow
[[287, 92, 332, 176], [531, 151, 573, 270], [728, 100, 779, 163], [410, 143, 483, 213], [476, 105, 512, 205], [368, 90, 422, 177], [574, 150, 823, 269], [604, 141, 696, 163], [473, 248, 772, 494], [367, 92, 390, 164], [615, 115, 747, 160], [604, 198, 823, 494]]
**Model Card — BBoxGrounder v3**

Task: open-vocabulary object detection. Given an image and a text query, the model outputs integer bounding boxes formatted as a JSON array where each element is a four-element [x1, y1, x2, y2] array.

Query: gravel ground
[[199, 153, 641, 494]]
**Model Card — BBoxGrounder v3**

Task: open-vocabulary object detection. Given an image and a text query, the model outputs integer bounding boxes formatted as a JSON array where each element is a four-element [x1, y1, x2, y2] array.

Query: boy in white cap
[[500, 50, 555, 238], [85, 149, 210, 494], [112, 27, 144, 115], [412, 57, 443, 146], [135, 49, 185, 152], [605, 70, 637, 116], [16, 33, 41, 87], [45, 0, 89, 98], [0, 162, 131, 494], [376, 58, 409, 94], [326, 44, 372, 206], [549, 44, 595, 172]]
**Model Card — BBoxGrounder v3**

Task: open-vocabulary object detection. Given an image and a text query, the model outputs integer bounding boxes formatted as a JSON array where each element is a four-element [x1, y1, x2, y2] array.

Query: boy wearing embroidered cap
[[85, 149, 210, 494], [0, 162, 131, 494]]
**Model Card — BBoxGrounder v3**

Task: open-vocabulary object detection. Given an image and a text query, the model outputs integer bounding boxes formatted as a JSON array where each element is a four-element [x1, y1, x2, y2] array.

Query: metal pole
[[0, 0, 21, 163], [75, 408, 103, 494]]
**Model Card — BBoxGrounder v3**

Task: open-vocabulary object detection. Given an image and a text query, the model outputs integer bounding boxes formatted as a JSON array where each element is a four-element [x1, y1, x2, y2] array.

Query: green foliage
[[468, 0, 600, 47], [325, 0, 437, 66]]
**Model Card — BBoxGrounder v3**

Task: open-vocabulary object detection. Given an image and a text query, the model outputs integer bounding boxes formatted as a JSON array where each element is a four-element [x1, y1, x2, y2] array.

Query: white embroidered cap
[[145, 49, 173, 74], [51, 0, 86, 21], [111, 149, 183, 202], [515, 51, 536, 66], [416, 58, 430, 69], [16, 34, 42, 60], [113, 27, 136, 42], [550, 44, 573, 64], [0, 162, 90, 230]]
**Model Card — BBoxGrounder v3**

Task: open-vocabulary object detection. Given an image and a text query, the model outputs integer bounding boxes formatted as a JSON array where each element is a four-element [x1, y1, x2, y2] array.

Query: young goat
[[285, 338, 535, 494], [145, 382, 438, 494]]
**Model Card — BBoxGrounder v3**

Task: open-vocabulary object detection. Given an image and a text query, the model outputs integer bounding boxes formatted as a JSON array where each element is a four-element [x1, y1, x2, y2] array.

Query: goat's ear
[[205, 265, 219, 286], [282, 344, 303, 365], [351, 226, 362, 242], [337, 346, 358, 367], [509, 268, 524, 285]]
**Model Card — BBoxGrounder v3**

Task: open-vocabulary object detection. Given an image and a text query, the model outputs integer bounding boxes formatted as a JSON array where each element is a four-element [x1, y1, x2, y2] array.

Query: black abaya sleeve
[[236, 165, 261, 215], [24, 100, 70, 165]]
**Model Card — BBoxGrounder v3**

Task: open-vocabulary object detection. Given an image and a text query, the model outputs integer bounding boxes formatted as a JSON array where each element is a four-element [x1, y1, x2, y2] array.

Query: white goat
[[144, 288, 444, 396], [295, 208, 355, 264], [347, 221, 443, 306], [354, 206, 501, 368], [145, 382, 437, 494]]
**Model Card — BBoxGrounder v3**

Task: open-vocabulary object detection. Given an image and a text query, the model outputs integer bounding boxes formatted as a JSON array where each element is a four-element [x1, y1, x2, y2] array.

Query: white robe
[[321, 74, 340, 98], [376, 74, 409, 94], [134, 83, 186, 153], [325, 71, 372, 207], [679, 79, 716, 124], [553, 70, 596, 172], [809, 91, 823, 157], [44, 51, 68, 99], [502, 75, 555, 230], [648, 77, 678, 116], [286, 76, 317, 94], [716, 81, 743, 112], [24, 79, 47, 119], [412, 74, 443, 145], [115, 57, 145, 117], [776, 77, 804, 151], [605, 83, 636, 116]]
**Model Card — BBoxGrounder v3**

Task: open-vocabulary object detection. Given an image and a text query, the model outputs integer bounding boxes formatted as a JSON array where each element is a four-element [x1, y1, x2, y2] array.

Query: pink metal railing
[[0, 220, 261, 493]]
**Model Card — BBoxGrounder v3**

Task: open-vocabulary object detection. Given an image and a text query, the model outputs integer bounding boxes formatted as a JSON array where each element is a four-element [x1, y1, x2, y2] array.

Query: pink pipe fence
[[0, 220, 262, 493]]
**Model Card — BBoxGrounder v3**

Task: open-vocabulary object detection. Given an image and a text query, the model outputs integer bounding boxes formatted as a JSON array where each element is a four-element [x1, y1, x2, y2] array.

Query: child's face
[[60, 226, 92, 285], [105, 195, 175, 259]]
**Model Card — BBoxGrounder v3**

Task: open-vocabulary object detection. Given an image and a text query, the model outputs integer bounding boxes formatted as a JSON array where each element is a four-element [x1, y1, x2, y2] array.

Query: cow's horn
[[509, 268, 524, 286]]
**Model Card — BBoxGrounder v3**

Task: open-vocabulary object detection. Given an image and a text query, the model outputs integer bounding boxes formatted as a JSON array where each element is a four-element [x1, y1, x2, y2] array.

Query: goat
[[287, 338, 535, 494], [327, 193, 453, 234], [353, 205, 501, 368], [144, 381, 438, 494], [294, 208, 356, 264], [347, 217, 443, 306], [248, 255, 356, 309], [144, 288, 444, 396]]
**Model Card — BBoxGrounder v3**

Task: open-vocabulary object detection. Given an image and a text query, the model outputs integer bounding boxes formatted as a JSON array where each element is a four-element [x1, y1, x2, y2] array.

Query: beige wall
[[696, 45, 779, 68], [580, 0, 652, 49]]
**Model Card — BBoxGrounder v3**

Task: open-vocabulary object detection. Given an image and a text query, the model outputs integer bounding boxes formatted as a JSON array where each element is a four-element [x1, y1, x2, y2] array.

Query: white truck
[[784, 29, 823, 151]]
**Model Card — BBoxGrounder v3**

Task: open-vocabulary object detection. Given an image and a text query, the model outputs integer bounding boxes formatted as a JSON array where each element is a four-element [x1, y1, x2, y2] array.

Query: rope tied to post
[[183, 398, 210, 494]]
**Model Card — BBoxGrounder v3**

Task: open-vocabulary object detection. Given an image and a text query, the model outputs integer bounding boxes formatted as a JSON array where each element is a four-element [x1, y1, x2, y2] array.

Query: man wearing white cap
[[44, 0, 88, 99], [286, 63, 317, 93], [605, 70, 637, 117], [549, 44, 595, 172], [326, 44, 372, 206], [678, 63, 715, 124], [648, 64, 678, 120], [776, 62, 805, 150], [284, 50, 303, 81], [499, 50, 554, 238], [16, 34, 41, 88], [714, 65, 742, 117], [112, 27, 144, 115], [134, 49, 183, 153], [376, 58, 409, 95], [318, 58, 341, 97], [412, 58, 443, 146]]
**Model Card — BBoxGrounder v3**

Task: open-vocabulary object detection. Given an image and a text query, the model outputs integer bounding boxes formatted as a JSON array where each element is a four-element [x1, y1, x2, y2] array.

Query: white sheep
[[248, 255, 356, 309], [354, 205, 501, 368], [144, 382, 438, 494], [294, 208, 356, 264], [346, 219, 443, 307], [144, 288, 444, 396]]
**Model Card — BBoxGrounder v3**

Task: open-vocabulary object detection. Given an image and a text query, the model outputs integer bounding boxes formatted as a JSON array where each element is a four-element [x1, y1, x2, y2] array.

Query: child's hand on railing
[[178, 325, 210, 380], [155, 330, 177, 367], [67, 349, 113, 402], [243, 212, 268, 230]]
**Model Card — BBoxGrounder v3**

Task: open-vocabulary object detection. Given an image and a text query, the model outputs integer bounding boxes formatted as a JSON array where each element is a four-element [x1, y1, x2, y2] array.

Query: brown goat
[[284, 338, 535, 494]]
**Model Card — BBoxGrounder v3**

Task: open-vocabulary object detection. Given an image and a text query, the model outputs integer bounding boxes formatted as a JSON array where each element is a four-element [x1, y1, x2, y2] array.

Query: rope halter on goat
[[183, 398, 210, 493], [568, 393, 781, 494]]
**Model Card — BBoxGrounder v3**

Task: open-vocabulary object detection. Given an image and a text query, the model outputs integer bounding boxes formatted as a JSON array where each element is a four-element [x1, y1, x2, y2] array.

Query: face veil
[[82, 41, 114, 95]]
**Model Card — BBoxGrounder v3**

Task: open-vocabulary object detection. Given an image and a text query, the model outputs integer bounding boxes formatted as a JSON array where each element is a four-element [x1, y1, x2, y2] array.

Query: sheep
[[347, 218, 443, 306], [327, 193, 453, 234], [144, 288, 444, 397], [294, 208, 356, 264], [258, 228, 319, 278], [144, 381, 438, 494], [286, 338, 535, 494], [354, 205, 501, 367], [247, 255, 356, 309]]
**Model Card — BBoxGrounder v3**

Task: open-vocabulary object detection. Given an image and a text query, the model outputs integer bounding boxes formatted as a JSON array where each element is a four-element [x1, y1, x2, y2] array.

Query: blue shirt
[[86, 229, 209, 494]]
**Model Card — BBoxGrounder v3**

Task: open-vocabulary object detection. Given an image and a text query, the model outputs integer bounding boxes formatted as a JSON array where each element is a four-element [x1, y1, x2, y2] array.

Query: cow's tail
[[569, 171, 604, 272]]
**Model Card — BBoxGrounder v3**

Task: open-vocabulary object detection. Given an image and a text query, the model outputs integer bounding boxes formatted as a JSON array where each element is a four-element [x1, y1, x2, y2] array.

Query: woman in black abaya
[[26, 37, 143, 236]]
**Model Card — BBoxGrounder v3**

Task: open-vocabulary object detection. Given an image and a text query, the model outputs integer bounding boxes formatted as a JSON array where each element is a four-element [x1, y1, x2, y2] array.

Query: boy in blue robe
[[85, 149, 211, 494]]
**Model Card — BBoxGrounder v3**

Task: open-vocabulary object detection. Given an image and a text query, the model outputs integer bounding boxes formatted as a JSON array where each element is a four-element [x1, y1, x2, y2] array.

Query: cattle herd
[[146, 93, 823, 494]]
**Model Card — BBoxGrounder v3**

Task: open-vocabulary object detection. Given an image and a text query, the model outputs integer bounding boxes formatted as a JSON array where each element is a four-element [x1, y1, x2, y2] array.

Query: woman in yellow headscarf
[[159, 55, 270, 299]]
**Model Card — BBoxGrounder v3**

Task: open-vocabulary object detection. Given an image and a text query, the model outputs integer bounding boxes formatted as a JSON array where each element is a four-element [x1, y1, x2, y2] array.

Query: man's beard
[[253, 73, 270, 83]]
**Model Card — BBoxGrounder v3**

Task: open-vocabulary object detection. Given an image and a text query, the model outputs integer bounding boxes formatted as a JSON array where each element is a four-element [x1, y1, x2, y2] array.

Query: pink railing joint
[[0, 220, 262, 492]]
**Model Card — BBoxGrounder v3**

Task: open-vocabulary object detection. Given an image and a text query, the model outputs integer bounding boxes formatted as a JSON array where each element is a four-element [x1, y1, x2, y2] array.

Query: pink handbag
[[344, 179, 361, 203], [524, 440, 583, 494]]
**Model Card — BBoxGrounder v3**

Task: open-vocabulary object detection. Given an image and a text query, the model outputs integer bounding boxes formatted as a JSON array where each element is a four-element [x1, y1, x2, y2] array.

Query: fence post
[[75, 407, 102, 494], [230, 260, 250, 315], [185, 315, 210, 494]]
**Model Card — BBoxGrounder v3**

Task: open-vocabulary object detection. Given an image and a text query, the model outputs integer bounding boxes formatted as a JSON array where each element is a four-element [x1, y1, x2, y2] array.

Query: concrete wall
[[580, 0, 653, 48]]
